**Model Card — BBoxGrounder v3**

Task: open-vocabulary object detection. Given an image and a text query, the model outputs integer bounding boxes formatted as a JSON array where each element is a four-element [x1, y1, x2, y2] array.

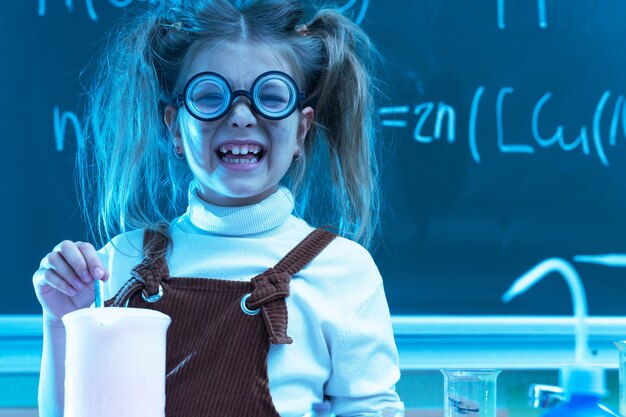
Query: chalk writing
[[380, 106, 409, 128], [497, 0, 548, 29], [469, 86, 484, 163], [38, 0, 367, 24], [574, 254, 626, 267], [338, 0, 370, 25], [53, 107, 83, 152], [379, 87, 625, 166], [497, 87, 533, 154], [38, 0, 170, 22]]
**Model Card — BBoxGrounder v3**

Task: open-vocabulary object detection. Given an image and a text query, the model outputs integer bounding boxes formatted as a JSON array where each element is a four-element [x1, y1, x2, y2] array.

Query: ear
[[297, 106, 315, 148], [164, 105, 182, 147]]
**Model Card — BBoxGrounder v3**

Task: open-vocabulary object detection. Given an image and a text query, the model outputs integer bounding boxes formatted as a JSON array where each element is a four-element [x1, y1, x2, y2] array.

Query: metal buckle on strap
[[240, 293, 261, 316], [141, 285, 164, 303]]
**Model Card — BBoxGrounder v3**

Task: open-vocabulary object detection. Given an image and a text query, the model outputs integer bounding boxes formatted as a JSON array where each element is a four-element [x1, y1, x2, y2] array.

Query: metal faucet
[[528, 384, 566, 409]]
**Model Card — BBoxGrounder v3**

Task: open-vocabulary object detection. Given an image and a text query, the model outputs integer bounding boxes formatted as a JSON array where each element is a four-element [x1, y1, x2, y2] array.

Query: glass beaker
[[614, 340, 626, 417], [441, 369, 501, 417]]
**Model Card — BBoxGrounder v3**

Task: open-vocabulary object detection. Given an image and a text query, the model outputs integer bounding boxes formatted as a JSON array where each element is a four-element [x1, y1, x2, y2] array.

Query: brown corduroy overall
[[105, 227, 336, 417]]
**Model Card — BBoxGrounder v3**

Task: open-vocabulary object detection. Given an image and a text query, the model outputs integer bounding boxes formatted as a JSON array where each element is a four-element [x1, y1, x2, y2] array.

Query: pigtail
[[299, 10, 381, 248], [79, 9, 193, 246]]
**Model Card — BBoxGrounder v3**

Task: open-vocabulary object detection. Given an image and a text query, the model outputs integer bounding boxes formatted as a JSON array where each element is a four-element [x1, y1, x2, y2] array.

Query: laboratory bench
[[2, 315, 625, 417]]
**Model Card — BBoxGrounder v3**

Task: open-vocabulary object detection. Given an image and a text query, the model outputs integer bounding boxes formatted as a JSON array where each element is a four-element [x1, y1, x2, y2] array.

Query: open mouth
[[216, 143, 266, 164]]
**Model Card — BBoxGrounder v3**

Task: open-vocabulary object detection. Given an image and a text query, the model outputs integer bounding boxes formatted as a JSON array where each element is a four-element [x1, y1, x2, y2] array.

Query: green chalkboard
[[1, 0, 625, 315]]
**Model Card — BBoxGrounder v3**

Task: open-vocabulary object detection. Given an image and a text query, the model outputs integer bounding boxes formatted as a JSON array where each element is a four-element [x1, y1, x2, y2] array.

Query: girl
[[33, 0, 404, 416]]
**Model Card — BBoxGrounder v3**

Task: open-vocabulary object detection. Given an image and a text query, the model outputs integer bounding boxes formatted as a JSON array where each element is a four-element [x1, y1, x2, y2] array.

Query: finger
[[45, 252, 85, 291], [76, 242, 108, 282], [36, 268, 77, 297], [56, 240, 92, 283]]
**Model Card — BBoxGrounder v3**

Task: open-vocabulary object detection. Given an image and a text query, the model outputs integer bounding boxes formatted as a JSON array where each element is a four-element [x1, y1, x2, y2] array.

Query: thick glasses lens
[[254, 74, 297, 118], [187, 76, 230, 119]]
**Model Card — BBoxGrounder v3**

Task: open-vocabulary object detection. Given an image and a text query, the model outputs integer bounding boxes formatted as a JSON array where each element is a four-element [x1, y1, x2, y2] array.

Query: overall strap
[[247, 228, 337, 344], [273, 228, 338, 275], [105, 227, 170, 307]]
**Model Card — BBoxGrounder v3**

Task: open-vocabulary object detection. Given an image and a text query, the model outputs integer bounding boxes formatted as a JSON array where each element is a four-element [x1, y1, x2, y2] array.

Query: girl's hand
[[33, 241, 109, 324]]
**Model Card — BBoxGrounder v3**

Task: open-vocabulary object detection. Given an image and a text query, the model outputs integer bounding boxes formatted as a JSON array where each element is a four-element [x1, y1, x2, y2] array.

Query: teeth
[[218, 144, 263, 156], [222, 156, 258, 164]]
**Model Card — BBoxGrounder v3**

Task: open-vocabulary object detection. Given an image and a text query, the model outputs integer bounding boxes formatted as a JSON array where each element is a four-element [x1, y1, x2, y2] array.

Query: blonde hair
[[79, 0, 381, 248]]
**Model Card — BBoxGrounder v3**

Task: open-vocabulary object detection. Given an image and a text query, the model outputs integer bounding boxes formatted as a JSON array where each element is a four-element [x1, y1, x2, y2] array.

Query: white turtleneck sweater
[[98, 182, 404, 417]]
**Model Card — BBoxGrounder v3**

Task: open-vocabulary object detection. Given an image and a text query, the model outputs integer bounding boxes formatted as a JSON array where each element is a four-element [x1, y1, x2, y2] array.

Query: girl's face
[[165, 42, 314, 206]]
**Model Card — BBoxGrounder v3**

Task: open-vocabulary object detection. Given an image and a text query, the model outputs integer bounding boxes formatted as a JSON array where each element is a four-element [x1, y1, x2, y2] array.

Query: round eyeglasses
[[175, 71, 306, 122]]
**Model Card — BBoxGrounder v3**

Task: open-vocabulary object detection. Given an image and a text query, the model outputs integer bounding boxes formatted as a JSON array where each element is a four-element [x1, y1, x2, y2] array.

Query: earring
[[173, 142, 185, 160], [292, 150, 301, 162]]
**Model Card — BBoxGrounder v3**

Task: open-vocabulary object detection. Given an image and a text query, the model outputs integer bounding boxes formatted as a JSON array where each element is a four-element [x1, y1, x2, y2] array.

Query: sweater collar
[[186, 181, 295, 236]]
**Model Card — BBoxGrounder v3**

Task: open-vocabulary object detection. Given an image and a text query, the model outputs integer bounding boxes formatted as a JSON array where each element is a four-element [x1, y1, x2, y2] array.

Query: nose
[[226, 96, 257, 128]]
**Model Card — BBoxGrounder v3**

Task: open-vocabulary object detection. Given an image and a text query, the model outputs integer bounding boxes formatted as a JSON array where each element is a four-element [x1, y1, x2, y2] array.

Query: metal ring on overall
[[141, 285, 164, 303], [240, 293, 261, 316]]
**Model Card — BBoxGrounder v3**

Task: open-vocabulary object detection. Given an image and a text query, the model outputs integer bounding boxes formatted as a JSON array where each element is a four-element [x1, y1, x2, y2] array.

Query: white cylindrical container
[[63, 307, 171, 417]]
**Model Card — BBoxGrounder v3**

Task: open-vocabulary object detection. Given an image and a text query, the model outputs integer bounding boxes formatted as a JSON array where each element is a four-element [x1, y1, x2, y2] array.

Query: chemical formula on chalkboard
[[380, 87, 625, 166]]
